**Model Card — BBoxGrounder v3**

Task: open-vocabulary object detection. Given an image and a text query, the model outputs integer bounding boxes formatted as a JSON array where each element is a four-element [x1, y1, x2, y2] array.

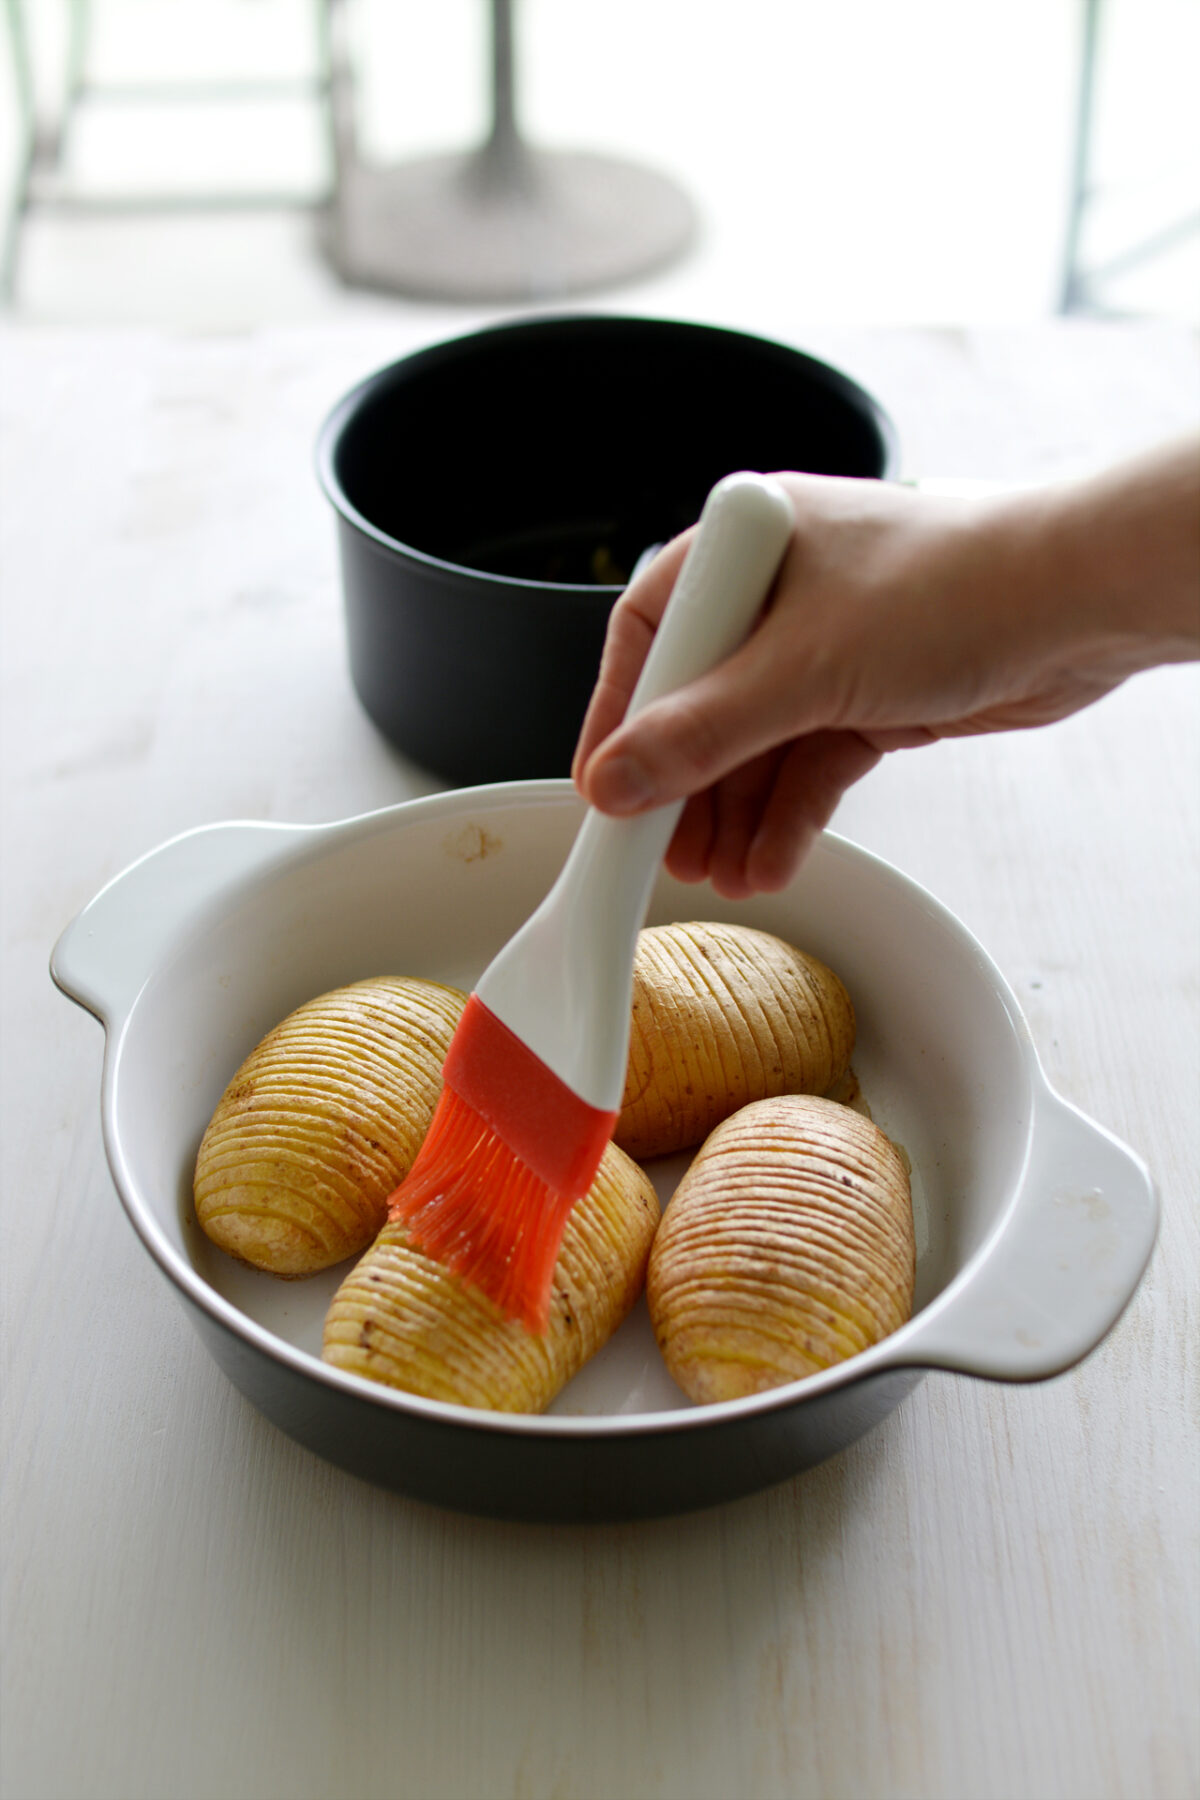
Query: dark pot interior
[[317, 315, 899, 785]]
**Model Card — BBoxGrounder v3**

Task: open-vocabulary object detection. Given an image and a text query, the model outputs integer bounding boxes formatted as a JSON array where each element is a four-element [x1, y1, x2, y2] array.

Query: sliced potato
[[617, 922, 855, 1160], [322, 1141, 660, 1412], [647, 1094, 914, 1403], [194, 977, 466, 1276]]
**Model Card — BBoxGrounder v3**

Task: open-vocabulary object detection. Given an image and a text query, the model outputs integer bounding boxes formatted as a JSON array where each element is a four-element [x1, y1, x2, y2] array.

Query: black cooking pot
[[316, 315, 899, 785]]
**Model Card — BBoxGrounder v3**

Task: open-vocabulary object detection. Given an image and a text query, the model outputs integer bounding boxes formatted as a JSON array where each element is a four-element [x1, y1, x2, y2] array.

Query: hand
[[573, 441, 1200, 898]]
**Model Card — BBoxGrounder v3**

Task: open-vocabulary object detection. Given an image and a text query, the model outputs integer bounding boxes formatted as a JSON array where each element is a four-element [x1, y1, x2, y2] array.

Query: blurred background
[[2, 0, 1197, 333]]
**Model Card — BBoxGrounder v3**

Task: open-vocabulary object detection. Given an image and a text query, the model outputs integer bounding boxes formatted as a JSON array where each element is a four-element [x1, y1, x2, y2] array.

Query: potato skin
[[194, 977, 466, 1276], [322, 1141, 660, 1412], [647, 1094, 914, 1403], [616, 923, 855, 1160]]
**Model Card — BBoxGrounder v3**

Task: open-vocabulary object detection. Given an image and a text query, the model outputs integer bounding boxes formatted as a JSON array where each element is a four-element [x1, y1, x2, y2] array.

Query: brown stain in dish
[[444, 824, 504, 863]]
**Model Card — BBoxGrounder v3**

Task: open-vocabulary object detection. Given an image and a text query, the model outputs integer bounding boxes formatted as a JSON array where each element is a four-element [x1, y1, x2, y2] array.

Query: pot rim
[[313, 312, 901, 595]]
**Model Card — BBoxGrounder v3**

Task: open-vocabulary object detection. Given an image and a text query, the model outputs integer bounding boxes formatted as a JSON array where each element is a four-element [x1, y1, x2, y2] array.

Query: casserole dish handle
[[51, 821, 303, 1027], [890, 1085, 1158, 1381]]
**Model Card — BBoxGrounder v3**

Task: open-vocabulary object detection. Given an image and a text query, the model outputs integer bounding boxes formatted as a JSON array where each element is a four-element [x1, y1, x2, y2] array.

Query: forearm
[[1001, 436, 1200, 676]]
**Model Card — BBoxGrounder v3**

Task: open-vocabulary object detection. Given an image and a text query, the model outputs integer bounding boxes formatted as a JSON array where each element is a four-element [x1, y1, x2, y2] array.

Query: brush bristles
[[388, 1086, 579, 1333]]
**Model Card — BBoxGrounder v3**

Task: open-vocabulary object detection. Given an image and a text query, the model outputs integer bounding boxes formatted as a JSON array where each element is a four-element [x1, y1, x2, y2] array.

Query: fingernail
[[594, 753, 658, 814]]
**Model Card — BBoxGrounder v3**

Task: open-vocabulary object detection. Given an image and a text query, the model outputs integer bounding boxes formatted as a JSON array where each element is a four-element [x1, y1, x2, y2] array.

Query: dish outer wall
[[51, 783, 1159, 1521], [183, 1293, 924, 1521]]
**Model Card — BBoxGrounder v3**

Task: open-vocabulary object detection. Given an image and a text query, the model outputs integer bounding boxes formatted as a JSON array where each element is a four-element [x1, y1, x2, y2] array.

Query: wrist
[[985, 441, 1200, 679]]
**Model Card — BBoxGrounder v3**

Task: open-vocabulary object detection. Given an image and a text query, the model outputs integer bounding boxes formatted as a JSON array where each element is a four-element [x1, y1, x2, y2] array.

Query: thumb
[[578, 626, 822, 814]]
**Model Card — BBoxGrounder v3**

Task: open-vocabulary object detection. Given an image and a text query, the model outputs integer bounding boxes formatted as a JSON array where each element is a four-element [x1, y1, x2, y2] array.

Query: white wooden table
[[2, 316, 1197, 1800]]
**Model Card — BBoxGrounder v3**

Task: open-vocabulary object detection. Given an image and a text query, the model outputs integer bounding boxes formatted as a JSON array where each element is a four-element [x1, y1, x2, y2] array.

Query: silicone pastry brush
[[389, 472, 795, 1330]]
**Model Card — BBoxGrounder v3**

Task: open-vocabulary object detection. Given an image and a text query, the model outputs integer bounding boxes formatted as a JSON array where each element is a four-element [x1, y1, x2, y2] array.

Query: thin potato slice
[[322, 1141, 660, 1412], [194, 977, 466, 1276], [617, 923, 855, 1160], [648, 1094, 914, 1403]]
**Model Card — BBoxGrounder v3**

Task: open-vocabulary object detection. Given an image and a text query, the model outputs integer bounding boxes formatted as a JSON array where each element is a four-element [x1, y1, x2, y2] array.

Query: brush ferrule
[[444, 995, 619, 1196]]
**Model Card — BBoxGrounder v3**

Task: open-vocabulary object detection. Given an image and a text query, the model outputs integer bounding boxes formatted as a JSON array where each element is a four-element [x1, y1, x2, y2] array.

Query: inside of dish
[[114, 801, 1030, 1419], [186, 1112, 931, 1418], [179, 964, 954, 1419]]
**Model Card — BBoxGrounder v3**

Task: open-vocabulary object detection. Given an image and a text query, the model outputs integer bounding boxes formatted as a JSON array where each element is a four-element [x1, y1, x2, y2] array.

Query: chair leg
[[1, 0, 38, 299], [1059, 0, 1102, 314]]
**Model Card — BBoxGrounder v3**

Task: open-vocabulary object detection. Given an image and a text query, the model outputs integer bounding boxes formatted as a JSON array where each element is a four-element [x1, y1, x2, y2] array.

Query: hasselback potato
[[648, 1094, 914, 1402], [194, 977, 465, 1276], [617, 922, 855, 1160], [323, 1141, 660, 1411]]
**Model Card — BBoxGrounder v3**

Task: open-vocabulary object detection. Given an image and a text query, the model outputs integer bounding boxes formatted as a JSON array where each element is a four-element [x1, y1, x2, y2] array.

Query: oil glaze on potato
[[194, 977, 465, 1277], [648, 1095, 914, 1403], [322, 1142, 660, 1412], [616, 922, 855, 1160]]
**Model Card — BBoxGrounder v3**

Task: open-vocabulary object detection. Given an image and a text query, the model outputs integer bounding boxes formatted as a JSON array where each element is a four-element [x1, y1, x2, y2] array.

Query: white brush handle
[[477, 471, 794, 1111]]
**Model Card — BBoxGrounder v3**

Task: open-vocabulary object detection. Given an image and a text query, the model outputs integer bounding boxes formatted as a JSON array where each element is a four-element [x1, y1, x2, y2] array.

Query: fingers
[[662, 730, 884, 898], [663, 790, 715, 884], [743, 731, 882, 890], [706, 749, 789, 899], [664, 754, 781, 899]]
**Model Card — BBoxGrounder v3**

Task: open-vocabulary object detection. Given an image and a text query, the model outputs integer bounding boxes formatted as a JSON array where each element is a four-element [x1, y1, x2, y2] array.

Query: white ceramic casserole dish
[[51, 782, 1158, 1520]]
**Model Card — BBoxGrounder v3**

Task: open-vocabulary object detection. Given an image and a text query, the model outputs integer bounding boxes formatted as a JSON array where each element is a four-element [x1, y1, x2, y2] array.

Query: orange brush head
[[388, 996, 619, 1332]]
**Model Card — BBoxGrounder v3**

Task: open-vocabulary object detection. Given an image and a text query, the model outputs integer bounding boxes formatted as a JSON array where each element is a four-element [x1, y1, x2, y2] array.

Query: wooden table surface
[[2, 315, 1197, 1800]]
